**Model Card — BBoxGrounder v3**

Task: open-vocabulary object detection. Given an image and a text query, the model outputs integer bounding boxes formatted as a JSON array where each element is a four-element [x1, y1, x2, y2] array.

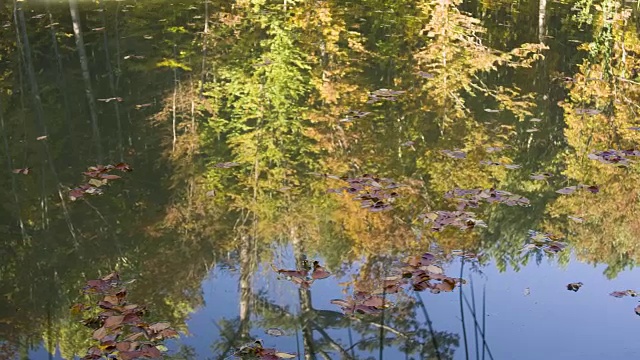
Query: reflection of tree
[[544, 1, 640, 278]]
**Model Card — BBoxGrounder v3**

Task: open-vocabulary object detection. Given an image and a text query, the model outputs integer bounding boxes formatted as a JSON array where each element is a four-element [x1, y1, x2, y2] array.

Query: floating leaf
[[417, 71, 434, 79], [149, 322, 171, 333], [568, 215, 584, 223], [530, 172, 552, 180], [567, 282, 583, 292], [556, 186, 577, 195], [610, 290, 638, 298], [311, 261, 330, 280], [575, 108, 601, 115], [214, 162, 240, 169], [265, 328, 286, 337], [275, 352, 296, 359], [12, 168, 30, 175], [104, 315, 124, 328], [441, 149, 466, 159]]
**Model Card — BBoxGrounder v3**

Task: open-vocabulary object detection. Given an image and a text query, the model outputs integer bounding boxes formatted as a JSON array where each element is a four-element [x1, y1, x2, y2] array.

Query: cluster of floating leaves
[[418, 211, 486, 232], [367, 88, 405, 104], [233, 340, 295, 360], [272, 258, 331, 289], [522, 230, 566, 254], [330, 292, 386, 315], [587, 149, 640, 167], [555, 184, 599, 195], [609, 290, 640, 316], [327, 174, 401, 212], [330, 253, 465, 315], [444, 188, 530, 210], [69, 163, 132, 201], [75, 273, 178, 360]]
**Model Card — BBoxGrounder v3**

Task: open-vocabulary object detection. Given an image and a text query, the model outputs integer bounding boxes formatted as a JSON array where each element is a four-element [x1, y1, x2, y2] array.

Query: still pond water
[[2, 0, 640, 359]]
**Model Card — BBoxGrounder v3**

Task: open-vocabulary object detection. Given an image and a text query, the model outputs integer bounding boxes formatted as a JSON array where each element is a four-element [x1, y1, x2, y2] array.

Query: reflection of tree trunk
[[15, 0, 77, 241], [46, 6, 75, 152], [0, 98, 27, 241], [238, 234, 253, 340], [69, 0, 103, 162], [291, 227, 317, 360], [99, 0, 124, 161], [538, 0, 547, 43]]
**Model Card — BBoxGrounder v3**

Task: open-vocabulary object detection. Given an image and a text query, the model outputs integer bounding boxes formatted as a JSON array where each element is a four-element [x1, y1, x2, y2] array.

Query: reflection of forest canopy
[[0, 0, 639, 358]]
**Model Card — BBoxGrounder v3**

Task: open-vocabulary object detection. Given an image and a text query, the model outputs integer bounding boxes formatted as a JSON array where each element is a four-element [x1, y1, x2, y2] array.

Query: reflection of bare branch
[[311, 320, 352, 359], [350, 317, 407, 338], [317, 349, 332, 360]]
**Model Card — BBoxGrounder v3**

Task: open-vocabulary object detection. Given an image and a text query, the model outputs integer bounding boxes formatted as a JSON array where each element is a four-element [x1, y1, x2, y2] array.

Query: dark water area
[[1, 0, 640, 359]]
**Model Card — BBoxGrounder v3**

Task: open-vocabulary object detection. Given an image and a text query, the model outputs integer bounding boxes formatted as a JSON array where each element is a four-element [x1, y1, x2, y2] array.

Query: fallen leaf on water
[[104, 315, 124, 328], [12, 168, 30, 175], [265, 328, 286, 337], [610, 290, 638, 298], [149, 322, 171, 333], [214, 162, 240, 169], [567, 282, 583, 292], [583, 185, 599, 194], [311, 261, 331, 280], [530, 172, 552, 180], [568, 215, 584, 223], [441, 149, 466, 159], [97, 97, 123, 103], [556, 186, 577, 195], [275, 352, 296, 359], [101, 174, 122, 180], [575, 108, 601, 115], [92, 327, 107, 341]]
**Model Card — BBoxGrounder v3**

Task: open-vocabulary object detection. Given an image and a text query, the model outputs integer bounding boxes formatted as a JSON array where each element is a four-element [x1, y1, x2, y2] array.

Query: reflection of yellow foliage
[[546, 5, 640, 276]]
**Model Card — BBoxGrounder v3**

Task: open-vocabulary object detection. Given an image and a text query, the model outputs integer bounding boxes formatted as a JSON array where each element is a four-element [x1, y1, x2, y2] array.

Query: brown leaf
[[140, 345, 162, 358], [556, 186, 577, 195], [100, 174, 122, 180], [92, 327, 107, 341], [104, 315, 124, 328], [160, 328, 179, 338], [148, 322, 171, 333], [119, 351, 143, 360], [311, 261, 330, 280], [116, 342, 133, 352], [12, 168, 30, 175]]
